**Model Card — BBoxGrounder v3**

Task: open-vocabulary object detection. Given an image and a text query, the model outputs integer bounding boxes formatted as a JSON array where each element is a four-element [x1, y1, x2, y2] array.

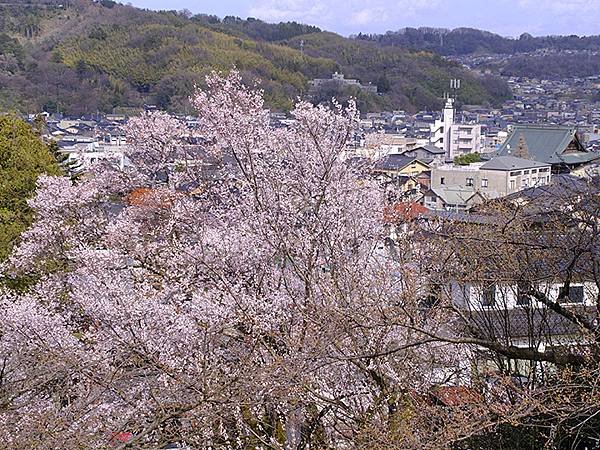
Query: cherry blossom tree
[[0, 72, 470, 449], [3, 71, 597, 449]]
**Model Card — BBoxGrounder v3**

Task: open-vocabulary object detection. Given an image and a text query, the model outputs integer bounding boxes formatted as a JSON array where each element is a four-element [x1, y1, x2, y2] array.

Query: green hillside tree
[[0, 115, 61, 261]]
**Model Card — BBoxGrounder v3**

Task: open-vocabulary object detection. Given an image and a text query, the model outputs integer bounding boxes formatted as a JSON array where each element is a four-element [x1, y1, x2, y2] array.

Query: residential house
[[373, 154, 430, 179], [421, 185, 487, 211], [402, 145, 446, 165]]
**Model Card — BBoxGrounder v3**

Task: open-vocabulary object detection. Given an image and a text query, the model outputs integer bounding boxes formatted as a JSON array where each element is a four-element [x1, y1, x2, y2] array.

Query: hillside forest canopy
[[0, 0, 510, 114]]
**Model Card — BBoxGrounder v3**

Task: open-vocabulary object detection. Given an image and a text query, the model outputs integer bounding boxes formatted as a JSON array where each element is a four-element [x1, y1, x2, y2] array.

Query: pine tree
[[47, 139, 82, 177], [514, 132, 530, 159]]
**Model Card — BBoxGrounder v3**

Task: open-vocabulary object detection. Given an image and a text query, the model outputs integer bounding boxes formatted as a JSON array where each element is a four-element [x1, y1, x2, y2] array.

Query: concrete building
[[59, 140, 127, 172], [430, 98, 482, 160], [430, 156, 552, 199], [363, 133, 421, 157], [448, 122, 482, 159]]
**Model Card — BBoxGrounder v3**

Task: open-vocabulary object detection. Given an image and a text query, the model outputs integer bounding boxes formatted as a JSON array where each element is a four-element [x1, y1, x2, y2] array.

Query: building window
[[522, 179, 528, 188], [510, 179, 516, 190], [510, 171, 522, 176], [480, 284, 496, 307], [440, 177, 445, 185], [539, 168, 550, 173], [466, 177, 474, 187], [481, 178, 488, 188], [531, 169, 538, 173], [523, 170, 529, 175], [559, 286, 584, 303]]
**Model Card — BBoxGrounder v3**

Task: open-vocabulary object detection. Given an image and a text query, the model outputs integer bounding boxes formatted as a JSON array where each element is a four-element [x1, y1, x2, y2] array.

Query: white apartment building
[[431, 98, 481, 160]]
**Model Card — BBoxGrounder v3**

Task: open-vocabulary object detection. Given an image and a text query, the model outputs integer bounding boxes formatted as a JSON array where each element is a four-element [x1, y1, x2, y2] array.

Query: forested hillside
[[356, 28, 600, 79], [0, 1, 510, 114], [356, 27, 600, 56]]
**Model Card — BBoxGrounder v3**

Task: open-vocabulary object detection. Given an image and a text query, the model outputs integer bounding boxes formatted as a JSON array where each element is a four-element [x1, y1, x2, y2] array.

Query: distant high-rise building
[[430, 98, 481, 160]]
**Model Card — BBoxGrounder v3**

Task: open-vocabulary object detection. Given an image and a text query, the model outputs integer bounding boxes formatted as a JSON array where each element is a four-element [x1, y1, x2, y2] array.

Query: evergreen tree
[[0, 115, 61, 261], [514, 132, 531, 159], [47, 139, 82, 177]]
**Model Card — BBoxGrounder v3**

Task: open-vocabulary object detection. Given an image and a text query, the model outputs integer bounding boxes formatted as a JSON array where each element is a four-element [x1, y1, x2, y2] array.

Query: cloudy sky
[[128, 0, 600, 37]]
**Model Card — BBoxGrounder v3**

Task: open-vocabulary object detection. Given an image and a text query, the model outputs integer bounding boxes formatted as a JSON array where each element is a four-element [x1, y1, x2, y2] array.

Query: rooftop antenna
[[449, 78, 461, 104]]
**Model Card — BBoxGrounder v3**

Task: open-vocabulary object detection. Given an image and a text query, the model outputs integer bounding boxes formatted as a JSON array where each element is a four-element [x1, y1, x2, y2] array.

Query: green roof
[[497, 125, 588, 164], [546, 152, 599, 165]]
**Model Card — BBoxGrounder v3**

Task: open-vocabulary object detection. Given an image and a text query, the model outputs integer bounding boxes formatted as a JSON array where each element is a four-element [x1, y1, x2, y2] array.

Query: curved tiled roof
[[497, 125, 589, 164]]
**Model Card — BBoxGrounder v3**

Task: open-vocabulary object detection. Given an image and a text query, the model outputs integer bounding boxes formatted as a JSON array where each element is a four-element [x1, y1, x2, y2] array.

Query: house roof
[[546, 151, 599, 166], [415, 144, 445, 155], [503, 174, 590, 203], [480, 156, 549, 171], [373, 154, 428, 171], [430, 185, 481, 207], [498, 174, 599, 221], [468, 306, 597, 340], [384, 201, 428, 223], [497, 125, 587, 164], [429, 386, 482, 407], [423, 210, 498, 225]]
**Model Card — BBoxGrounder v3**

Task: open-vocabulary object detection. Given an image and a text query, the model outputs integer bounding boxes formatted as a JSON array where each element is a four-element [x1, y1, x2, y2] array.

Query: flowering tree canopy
[[0, 72, 463, 449], [2, 72, 599, 449]]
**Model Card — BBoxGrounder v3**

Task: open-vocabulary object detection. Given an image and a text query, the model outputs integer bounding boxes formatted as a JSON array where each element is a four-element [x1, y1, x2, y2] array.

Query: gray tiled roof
[[480, 156, 549, 171], [468, 306, 597, 340], [430, 185, 479, 206], [504, 174, 589, 202], [497, 125, 588, 164], [546, 152, 599, 165], [423, 210, 498, 225], [416, 144, 445, 154], [374, 154, 425, 171]]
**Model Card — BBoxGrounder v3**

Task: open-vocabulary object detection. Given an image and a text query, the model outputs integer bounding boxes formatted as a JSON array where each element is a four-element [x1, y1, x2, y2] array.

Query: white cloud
[[519, 0, 600, 12], [249, 0, 331, 24], [516, 0, 600, 35], [350, 8, 385, 25], [246, 0, 600, 36], [396, 0, 442, 15], [248, 0, 441, 31]]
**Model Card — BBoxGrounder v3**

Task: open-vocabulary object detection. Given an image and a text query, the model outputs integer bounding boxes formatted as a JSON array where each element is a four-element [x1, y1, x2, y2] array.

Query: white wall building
[[430, 98, 482, 160], [60, 141, 127, 171]]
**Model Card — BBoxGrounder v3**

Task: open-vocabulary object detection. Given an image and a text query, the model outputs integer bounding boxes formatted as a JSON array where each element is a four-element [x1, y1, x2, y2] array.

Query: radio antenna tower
[[450, 78, 461, 101]]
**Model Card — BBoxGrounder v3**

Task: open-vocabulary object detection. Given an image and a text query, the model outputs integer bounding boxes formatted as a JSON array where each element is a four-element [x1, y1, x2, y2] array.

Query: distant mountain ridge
[[0, 1, 510, 115], [355, 27, 600, 56], [354, 27, 600, 79]]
